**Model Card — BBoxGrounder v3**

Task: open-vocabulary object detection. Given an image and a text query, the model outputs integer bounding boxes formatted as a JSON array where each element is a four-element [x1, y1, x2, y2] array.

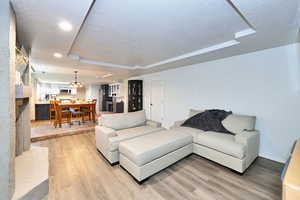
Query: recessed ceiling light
[[102, 73, 112, 78], [53, 53, 62, 58], [58, 21, 73, 31]]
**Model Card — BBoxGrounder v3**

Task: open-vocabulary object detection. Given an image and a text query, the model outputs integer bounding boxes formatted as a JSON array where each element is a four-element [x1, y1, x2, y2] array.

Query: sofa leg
[[110, 162, 119, 166], [120, 165, 149, 184], [96, 149, 119, 166], [230, 169, 244, 175], [137, 178, 149, 185]]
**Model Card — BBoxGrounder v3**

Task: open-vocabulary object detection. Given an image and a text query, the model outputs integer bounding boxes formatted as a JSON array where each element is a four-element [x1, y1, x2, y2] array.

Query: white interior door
[[150, 80, 164, 123]]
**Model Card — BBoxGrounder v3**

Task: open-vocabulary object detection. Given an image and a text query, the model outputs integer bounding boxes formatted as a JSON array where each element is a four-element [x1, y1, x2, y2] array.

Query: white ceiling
[[11, 0, 300, 83], [71, 0, 249, 66]]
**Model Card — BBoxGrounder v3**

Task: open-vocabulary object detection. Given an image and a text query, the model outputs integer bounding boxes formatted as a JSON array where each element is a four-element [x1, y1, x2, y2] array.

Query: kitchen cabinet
[[108, 83, 122, 97], [35, 104, 50, 120], [128, 80, 143, 112], [71, 88, 77, 95]]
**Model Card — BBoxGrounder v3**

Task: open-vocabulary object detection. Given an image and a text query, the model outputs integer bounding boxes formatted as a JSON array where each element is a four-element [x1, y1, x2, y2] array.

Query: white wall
[[0, 2, 16, 199], [85, 84, 101, 114], [131, 43, 300, 163]]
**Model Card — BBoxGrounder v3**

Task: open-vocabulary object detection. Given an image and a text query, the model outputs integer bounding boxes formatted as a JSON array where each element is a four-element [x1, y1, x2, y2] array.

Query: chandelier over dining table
[[70, 71, 83, 88]]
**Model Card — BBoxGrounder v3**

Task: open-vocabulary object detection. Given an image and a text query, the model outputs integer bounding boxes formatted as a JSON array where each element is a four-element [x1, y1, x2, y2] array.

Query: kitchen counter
[[35, 101, 50, 105]]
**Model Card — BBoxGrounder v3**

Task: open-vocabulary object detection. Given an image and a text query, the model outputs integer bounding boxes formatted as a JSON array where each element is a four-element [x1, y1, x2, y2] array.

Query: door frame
[[149, 80, 165, 123]]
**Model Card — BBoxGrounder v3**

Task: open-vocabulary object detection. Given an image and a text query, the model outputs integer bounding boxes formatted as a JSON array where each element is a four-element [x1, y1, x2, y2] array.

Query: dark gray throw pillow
[[181, 109, 233, 134]]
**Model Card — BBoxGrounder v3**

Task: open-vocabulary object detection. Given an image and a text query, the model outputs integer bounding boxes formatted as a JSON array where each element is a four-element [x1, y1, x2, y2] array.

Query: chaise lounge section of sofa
[[171, 109, 259, 173]]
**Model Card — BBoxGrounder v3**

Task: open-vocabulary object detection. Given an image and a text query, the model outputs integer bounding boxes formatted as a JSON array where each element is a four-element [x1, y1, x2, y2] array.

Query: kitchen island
[[35, 102, 50, 120]]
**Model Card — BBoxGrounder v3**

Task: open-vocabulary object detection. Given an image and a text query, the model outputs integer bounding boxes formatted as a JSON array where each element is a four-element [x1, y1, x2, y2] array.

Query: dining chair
[[69, 107, 85, 125], [49, 100, 56, 122], [81, 99, 97, 122], [53, 102, 72, 128]]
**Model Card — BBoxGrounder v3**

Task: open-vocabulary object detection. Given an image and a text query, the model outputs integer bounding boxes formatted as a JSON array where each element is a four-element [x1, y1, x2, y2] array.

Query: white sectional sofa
[[171, 109, 259, 173], [118, 109, 259, 182], [95, 110, 164, 164]]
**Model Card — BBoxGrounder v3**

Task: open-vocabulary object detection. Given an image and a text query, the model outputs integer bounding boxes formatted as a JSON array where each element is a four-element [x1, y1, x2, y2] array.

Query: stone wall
[[0, 1, 16, 199]]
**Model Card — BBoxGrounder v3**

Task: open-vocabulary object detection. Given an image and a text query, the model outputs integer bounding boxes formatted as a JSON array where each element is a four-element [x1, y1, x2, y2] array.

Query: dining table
[[56, 101, 96, 128]]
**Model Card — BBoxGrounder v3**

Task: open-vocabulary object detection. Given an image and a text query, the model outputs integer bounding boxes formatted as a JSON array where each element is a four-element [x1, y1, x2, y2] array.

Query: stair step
[[12, 147, 49, 200]]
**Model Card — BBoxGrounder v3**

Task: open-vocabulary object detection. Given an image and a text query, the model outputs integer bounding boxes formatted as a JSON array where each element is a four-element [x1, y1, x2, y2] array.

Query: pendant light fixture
[[70, 71, 83, 88]]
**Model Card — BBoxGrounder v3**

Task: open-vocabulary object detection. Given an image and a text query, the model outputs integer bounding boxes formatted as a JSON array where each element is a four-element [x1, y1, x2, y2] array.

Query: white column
[[123, 80, 128, 113], [0, 2, 16, 199]]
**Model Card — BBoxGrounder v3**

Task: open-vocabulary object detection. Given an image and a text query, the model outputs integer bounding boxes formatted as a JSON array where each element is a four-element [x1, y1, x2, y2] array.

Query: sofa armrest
[[146, 120, 162, 128], [170, 120, 185, 129], [95, 126, 117, 154], [96, 126, 117, 137], [235, 130, 260, 159]]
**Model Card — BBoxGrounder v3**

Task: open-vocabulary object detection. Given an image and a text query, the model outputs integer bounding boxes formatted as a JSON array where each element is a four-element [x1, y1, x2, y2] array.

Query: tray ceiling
[[70, 0, 249, 66], [11, 0, 300, 83]]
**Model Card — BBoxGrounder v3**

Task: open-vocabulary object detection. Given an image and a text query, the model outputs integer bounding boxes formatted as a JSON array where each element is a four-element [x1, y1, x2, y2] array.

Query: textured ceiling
[[13, 0, 93, 55], [11, 0, 300, 83], [71, 0, 249, 66]]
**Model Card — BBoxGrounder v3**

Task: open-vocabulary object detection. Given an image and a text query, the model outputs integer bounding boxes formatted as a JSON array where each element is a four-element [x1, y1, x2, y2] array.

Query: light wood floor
[[34, 132, 283, 200], [31, 120, 95, 142]]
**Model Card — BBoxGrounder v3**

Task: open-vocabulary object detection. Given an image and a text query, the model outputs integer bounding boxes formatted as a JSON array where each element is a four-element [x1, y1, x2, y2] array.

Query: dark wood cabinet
[[101, 84, 112, 112], [128, 80, 143, 112], [35, 104, 50, 120]]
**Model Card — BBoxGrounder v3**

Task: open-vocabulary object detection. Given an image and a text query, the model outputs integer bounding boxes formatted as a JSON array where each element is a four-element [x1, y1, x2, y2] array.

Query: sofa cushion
[[101, 110, 146, 130], [119, 130, 193, 166], [108, 125, 164, 151], [194, 131, 246, 159], [172, 126, 205, 141], [222, 114, 256, 135]]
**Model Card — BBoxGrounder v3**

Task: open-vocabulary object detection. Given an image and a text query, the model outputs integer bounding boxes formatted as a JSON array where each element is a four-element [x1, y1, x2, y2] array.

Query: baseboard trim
[[258, 154, 285, 164]]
